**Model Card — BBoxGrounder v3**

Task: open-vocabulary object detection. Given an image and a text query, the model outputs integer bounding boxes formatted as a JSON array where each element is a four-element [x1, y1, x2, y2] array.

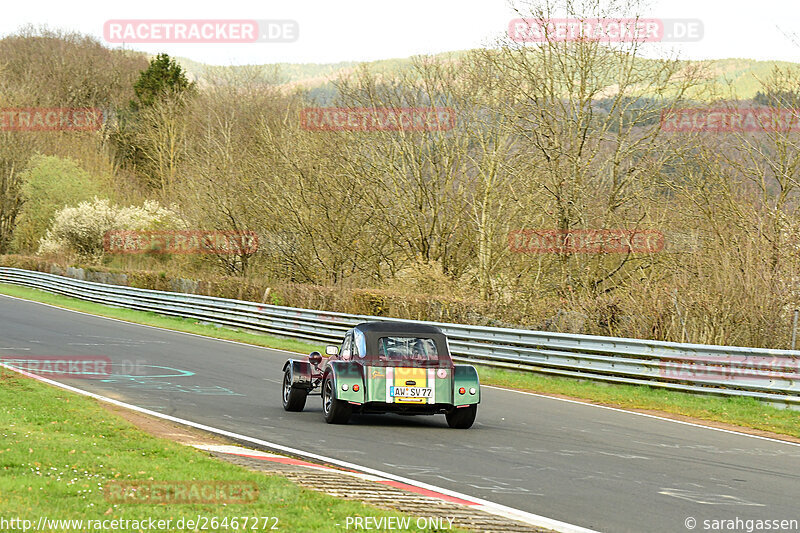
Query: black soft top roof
[[354, 321, 445, 337], [353, 321, 451, 363]]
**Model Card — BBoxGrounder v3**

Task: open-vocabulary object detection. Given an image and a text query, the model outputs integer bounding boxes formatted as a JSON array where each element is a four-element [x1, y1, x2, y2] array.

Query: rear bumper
[[352, 402, 460, 415]]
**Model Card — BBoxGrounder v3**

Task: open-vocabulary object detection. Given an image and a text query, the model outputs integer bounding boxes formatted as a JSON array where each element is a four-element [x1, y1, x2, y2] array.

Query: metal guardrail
[[1, 267, 799, 408]]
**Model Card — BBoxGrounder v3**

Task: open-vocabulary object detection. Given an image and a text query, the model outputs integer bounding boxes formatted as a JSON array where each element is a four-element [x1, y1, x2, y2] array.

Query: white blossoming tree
[[38, 197, 180, 261]]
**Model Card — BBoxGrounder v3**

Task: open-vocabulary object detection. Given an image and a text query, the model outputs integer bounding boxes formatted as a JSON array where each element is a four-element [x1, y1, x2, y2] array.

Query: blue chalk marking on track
[[100, 364, 195, 380]]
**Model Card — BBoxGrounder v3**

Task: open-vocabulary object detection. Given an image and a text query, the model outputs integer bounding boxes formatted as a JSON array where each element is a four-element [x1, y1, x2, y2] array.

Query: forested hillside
[[2, 24, 800, 348]]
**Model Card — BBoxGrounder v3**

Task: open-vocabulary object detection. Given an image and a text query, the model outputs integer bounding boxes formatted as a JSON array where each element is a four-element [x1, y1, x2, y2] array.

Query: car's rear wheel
[[322, 376, 351, 424], [446, 404, 477, 429], [282, 367, 307, 412]]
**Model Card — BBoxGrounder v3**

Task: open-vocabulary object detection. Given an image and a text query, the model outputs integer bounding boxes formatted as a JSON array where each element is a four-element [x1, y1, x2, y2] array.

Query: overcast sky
[[2, 0, 799, 65]]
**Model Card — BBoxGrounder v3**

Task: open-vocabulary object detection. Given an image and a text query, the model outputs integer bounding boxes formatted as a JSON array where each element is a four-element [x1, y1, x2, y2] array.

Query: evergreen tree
[[131, 53, 194, 110]]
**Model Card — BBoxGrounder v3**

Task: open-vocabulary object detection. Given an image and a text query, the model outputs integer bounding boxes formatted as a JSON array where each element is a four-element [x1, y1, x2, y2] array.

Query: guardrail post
[[1, 266, 798, 407]]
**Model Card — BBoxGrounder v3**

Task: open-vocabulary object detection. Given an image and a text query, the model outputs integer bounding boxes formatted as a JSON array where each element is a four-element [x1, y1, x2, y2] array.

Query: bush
[[38, 198, 180, 261], [12, 155, 102, 252]]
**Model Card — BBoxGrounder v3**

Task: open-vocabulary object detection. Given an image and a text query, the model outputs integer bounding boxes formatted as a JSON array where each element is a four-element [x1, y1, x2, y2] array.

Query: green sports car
[[281, 321, 480, 428]]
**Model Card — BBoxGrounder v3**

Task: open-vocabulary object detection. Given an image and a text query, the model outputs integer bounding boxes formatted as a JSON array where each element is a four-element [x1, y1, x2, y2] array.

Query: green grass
[[0, 367, 462, 532], [1, 281, 799, 440]]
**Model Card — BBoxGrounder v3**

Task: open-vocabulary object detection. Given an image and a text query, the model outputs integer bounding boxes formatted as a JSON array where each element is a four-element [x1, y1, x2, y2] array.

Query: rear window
[[378, 336, 439, 362]]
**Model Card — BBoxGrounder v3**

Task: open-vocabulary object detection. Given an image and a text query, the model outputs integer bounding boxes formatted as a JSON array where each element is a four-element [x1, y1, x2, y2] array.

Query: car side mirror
[[325, 345, 339, 356], [308, 351, 323, 366]]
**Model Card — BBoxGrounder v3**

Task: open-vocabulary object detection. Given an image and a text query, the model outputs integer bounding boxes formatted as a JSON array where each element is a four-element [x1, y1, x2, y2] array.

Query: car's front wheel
[[446, 404, 477, 429], [282, 367, 307, 412], [322, 376, 351, 424]]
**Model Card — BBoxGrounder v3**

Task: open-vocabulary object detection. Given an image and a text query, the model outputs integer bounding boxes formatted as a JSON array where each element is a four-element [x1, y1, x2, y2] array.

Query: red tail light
[[458, 387, 466, 395], [352, 384, 360, 392]]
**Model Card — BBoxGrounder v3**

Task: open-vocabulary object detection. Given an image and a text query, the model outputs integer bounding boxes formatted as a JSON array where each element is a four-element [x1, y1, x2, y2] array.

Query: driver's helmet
[[411, 339, 426, 357]]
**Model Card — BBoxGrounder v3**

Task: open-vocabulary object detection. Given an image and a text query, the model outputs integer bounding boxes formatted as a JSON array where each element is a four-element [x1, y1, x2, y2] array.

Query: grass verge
[[1, 281, 798, 440], [0, 366, 462, 532]]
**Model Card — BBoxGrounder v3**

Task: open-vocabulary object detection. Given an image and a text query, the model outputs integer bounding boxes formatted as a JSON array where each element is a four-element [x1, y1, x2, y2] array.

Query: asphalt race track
[[2, 294, 799, 532]]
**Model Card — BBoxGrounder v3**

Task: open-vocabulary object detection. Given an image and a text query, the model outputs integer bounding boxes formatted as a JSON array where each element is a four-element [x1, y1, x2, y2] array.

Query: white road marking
[[659, 488, 766, 506], [632, 440, 800, 457], [0, 290, 800, 447], [2, 289, 799, 447], [484, 384, 800, 448], [3, 274, 800, 530], [1, 360, 599, 533], [194, 444, 281, 458]]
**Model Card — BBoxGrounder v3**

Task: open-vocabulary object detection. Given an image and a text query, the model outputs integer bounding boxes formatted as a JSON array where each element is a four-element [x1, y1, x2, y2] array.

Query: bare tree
[[494, 0, 703, 301]]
